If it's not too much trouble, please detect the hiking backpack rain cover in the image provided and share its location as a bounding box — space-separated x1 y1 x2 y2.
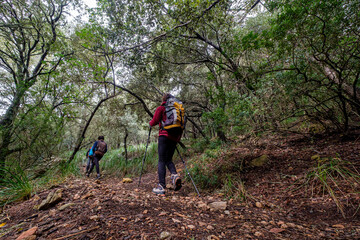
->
161 96 185 136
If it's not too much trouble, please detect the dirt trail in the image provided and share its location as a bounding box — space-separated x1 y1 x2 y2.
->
1 134 360 239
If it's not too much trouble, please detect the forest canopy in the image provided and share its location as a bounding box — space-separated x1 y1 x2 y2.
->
0 0 359 173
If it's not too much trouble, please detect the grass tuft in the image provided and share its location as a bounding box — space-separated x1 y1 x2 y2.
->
222 174 248 201
0 166 33 206
98 143 158 177
292 156 360 217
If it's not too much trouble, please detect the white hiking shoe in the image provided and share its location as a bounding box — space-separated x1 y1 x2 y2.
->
152 184 165 195
171 174 182 191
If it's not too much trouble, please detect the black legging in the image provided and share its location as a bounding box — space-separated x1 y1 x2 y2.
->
86 157 91 173
89 155 102 175
158 136 177 188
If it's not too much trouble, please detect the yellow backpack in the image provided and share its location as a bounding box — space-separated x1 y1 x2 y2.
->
161 95 186 135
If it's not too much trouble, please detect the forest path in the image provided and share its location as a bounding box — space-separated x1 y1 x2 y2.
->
2 133 360 239
2 171 358 239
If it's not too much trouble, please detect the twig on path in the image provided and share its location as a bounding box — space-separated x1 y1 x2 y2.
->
38 217 61 227
41 224 55 233
53 226 100 240
46 227 58 236
174 212 190 220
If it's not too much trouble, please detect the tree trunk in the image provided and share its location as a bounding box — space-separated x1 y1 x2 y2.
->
68 94 119 164
0 87 27 175
186 117 206 138
104 82 154 118
191 124 197 139
217 128 227 142
124 128 129 164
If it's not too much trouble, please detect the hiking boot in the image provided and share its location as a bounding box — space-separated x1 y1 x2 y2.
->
152 184 165 195
96 174 101 179
171 174 182 191
86 173 90 177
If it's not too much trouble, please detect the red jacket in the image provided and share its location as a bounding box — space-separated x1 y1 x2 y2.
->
149 102 182 142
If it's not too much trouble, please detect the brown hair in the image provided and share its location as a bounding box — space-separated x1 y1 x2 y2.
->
162 93 170 102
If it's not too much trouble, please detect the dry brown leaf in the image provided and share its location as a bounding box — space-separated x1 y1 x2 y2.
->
174 212 189 219
159 211 167 216
270 228 285 233
172 218 181 223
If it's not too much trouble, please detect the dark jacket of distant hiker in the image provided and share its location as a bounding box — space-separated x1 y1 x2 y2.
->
87 137 107 178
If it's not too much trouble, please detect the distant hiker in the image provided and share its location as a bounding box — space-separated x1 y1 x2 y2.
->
149 93 184 194
87 136 107 179
85 147 92 174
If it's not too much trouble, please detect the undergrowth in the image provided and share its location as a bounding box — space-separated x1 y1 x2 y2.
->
0 166 33 207
186 138 249 201
57 142 159 179
0 142 159 206
292 155 360 217
99 143 158 177
42 142 159 180
222 174 248 201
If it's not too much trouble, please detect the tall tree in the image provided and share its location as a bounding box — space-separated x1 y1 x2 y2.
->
0 0 72 170
263 0 360 132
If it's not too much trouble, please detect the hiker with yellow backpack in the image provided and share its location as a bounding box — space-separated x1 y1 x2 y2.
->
149 93 185 195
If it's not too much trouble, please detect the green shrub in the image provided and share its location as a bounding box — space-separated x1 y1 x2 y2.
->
208 138 223 150
222 174 247 201
190 138 209 153
96 142 159 178
292 156 360 217
0 166 33 206
187 162 220 189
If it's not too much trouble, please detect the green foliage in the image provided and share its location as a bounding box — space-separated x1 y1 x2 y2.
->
292 156 360 217
203 107 229 133
99 143 158 177
184 135 253 201
185 139 223 190
187 162 220 190
262 0 360 131
1 0 359 209
188 137 223 155
187 152 247 198
9 103 66 170
190 138 209 153
0 0 71 166
0 166 33 206
31 142 159 194
222 174 247 201
227 94 255 135
186 138 246 194
55 142 159 179
241 31 261 50
208 138 223 150
60 158 82 177
202 87 259 139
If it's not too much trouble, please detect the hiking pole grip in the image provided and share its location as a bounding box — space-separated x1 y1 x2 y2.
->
138 126 152 186
175 146 201 198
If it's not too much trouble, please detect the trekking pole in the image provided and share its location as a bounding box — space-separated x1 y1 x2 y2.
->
138 126 152 186
175 146 201 198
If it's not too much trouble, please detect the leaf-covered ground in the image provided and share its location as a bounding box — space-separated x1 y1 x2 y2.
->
1 133 360 239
